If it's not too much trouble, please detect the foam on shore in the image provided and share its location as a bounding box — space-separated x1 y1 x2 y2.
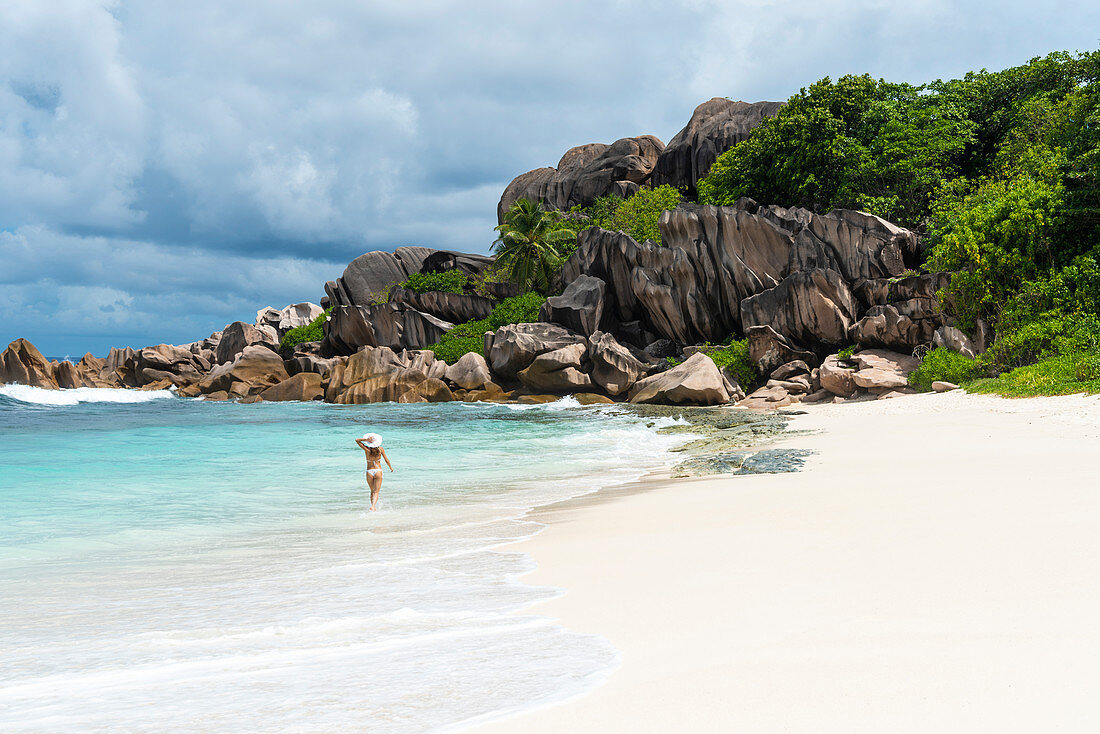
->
0 384 176 406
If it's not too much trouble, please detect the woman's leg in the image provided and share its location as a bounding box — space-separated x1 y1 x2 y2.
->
367 472 382 510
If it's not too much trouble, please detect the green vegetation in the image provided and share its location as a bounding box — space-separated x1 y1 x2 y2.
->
563 185 683 245
493 199 577 292
698 74 976 226
704 339 759 391
837 344 857 361
279 308 331 351
696 50 1100 397
967 353 1100 397
426 292 547 364
907 347 982 392
401 269 469 294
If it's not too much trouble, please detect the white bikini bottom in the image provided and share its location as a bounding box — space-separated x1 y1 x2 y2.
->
366 468 382 477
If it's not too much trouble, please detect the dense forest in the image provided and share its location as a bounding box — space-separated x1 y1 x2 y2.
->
694 50 1100 394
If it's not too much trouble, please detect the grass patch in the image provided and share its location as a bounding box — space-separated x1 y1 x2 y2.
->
966 352 1100 397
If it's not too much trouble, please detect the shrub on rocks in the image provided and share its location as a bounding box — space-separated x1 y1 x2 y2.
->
426 292 547 364
908 347 981 392
401 270 469 294
280 308 331 351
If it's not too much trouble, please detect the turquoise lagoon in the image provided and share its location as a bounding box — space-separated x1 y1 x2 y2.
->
0 385 688 732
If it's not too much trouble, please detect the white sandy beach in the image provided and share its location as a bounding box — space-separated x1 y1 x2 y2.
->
475 391 1100 733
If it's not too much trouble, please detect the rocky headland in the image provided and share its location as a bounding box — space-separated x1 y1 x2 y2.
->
1 97 978 408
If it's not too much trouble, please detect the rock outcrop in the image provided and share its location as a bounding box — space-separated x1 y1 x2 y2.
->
740 268 859 350
443 352 494 390
256 303 324 336
932 325 977 359
628 352 730 405
497 136 665 222
651 99 784 196
819 349 918 400
745 325 819 374
588 331 649 396
488 323 587 379
322 304 452 356
326 346 453 404
539 275 608 337
259 372 324 402
517 343 592 393
200 345 290 398
560 201 925 361
0 339 57 388
323 246 435 308
216 322 278 364
389 287 494 325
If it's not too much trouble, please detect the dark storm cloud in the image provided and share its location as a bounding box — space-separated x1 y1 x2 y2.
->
1 0 1098 355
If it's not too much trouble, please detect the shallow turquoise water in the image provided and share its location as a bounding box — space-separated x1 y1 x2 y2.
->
0 386 687 732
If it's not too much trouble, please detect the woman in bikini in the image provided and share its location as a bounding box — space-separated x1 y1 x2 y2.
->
355 433 393 511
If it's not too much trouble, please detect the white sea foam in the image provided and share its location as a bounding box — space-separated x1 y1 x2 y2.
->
0 384 175 406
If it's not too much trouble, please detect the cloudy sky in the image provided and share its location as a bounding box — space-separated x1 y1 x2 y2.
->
2 0 1097 357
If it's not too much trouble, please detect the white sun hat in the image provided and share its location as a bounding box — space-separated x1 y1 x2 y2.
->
362 433 382 447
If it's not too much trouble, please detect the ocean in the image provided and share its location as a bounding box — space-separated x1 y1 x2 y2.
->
0 386 690 732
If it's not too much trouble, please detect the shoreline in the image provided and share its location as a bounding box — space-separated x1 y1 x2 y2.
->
471 391 1100 733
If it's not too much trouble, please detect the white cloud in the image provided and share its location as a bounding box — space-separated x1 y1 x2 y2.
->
1 0 1099 355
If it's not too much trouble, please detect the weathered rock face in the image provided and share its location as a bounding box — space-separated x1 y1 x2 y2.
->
323 246 435 308
849 350 919 391
285 353 339 379
321 304 452 356
53 360 81 389
497 136 665 222
76 353 109 387
849 305 940 353
259 372 324 402
651 98 783 196
588 331 648 396
326 346 452 404
559 226 698 342
0 339 58 388
932 325 977 359
488 323 587 379
443 352 493 390
847 271 954 353
390 287 494 325
789 210 919 283
539 275 608 337
560 203 917 353
216 322 278 365
517 343 592 393
628 352 730 405
256 303 324 335
741 269 858 349
852 271 951 309
136 344 202 376
419 250 495 278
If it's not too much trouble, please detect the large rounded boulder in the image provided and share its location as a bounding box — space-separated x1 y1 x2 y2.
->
628 352 730 405
651 98 783 196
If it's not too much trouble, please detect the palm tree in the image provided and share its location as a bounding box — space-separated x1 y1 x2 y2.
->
492 198 577 293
